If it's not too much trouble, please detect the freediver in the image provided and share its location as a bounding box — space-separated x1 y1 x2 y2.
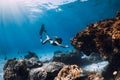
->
40 24 69 48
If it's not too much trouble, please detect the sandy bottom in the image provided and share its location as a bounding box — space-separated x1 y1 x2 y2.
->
82 61 109 73
0 60 5 80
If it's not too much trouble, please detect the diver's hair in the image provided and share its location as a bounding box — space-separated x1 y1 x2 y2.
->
55 37 62 44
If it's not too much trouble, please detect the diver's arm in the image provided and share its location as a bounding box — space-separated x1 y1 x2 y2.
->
59 44 69 48
42 39 49 45
54 41 69 48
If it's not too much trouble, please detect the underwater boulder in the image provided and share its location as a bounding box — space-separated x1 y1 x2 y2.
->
52 50 82 65
3 58 19 80
25 57 43 68
71 11 120 80
24 51 39 59
24 51 43 68
41 62 65 80
29 68 47 80
3 58 29 80
3 52 43 80
71 11 120 61
29 62 65 80
54 65 83 80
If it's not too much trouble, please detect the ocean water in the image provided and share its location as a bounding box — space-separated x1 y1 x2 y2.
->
0 0 120 79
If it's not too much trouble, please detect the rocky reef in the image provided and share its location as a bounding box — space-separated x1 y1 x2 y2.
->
71 11 120 60
71 11 120 80
29 62 64 80
3 12 120 80
3 51 84 80
3 52 43 80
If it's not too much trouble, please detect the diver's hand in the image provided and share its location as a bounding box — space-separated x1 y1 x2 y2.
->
64 45 69 48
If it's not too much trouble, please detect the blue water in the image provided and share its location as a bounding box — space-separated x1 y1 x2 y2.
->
0 0 120 59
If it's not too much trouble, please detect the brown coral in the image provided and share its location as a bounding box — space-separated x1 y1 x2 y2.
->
71 11 120 60
54 65 83 80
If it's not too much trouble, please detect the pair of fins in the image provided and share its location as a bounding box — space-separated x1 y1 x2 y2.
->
40 24 47 36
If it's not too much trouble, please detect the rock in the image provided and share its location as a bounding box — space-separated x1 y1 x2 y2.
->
3 58 29 80
3 59 64 80
71 11 120 80
3 52 43 80
24 51 39 59
52 50 83 65
85 72 104 80
25 57 43 68
42 62 65 80
114 71 120 80
54 65 83 80
29 61 65 80
24 51 43 68
3 58 19 80
29 68 47 80
71 11 120 61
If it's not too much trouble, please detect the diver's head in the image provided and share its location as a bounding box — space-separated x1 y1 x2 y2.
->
54 36 62 44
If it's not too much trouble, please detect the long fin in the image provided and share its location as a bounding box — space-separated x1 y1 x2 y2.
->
40 24 45 36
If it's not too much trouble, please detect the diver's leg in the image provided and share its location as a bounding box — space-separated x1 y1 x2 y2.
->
58 44 69 48
40 24 47 37
41 34 51 45
40 24 47 44
46 34 50 40
54 41 69 48
40 38 42 43
40 24 45 36
42 39 49 45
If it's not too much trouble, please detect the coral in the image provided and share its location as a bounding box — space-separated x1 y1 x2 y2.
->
54 65 83 80
71 11 120 61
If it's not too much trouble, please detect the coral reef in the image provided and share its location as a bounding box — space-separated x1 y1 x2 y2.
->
54 65 83 80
